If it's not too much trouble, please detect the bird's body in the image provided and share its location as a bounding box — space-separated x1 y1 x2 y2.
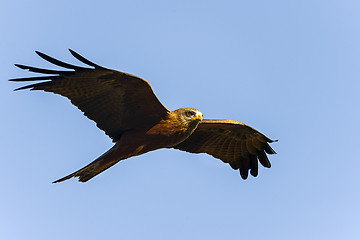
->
11 50 277 182
53 108 203 182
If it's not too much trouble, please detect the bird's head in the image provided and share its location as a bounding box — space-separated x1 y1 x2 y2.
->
173 107 203 135
172 107 203 139
176 107 203 123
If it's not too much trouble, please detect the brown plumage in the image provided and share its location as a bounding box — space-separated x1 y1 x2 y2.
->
173 120 277 179
10 50 277 182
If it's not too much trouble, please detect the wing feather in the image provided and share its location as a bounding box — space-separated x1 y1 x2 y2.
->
258 151 271 168
239 156 250 179
35 51 88 71
229 141 240 170
249 155 258 177
226 139 236 160
11 50 169 141
173 119 277 179
246 138 257 155
241 140 248 159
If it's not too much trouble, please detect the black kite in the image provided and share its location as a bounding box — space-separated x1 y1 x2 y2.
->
10 50 277 182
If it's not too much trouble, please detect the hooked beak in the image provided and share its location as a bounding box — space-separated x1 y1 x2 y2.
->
193 112 203 122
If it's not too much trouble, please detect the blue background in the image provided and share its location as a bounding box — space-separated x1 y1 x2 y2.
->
2 0 360 239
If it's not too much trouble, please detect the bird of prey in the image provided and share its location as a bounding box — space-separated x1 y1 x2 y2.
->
10 50 277 183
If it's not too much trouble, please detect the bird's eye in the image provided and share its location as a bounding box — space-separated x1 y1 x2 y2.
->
185 111 195 118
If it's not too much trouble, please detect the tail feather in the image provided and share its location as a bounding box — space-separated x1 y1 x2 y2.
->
53 145 122 183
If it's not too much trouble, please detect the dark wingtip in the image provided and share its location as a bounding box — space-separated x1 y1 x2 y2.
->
250 168 258 177
34 51 49 61
239 168 249 180
266 137 279 143
264 142 277 155
52 175 73 183
258 151 272 168
14 86 31 91
14 64 28 70
68 49 105 69
68 49 81 57
13 83 41 91
53 171 89 183
34 50 88 71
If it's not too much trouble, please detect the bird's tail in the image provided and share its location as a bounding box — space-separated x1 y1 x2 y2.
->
53 145 122 183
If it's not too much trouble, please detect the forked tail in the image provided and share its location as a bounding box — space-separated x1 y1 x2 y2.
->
53 145 122 183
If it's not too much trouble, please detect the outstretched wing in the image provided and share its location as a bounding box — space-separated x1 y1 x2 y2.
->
10 50 169 141
173 119 277 179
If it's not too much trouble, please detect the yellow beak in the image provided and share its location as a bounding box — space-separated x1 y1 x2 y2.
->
193 112 203 121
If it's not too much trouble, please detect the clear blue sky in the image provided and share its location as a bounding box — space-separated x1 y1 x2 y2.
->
1 0 360 239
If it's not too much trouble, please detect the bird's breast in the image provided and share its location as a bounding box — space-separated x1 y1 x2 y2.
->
144 117 193 147
115 114 199 157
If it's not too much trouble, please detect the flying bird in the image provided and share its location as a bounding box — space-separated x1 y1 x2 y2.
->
10 50 277 183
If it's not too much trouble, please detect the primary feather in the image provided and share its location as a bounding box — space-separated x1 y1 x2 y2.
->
173 119 277 179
